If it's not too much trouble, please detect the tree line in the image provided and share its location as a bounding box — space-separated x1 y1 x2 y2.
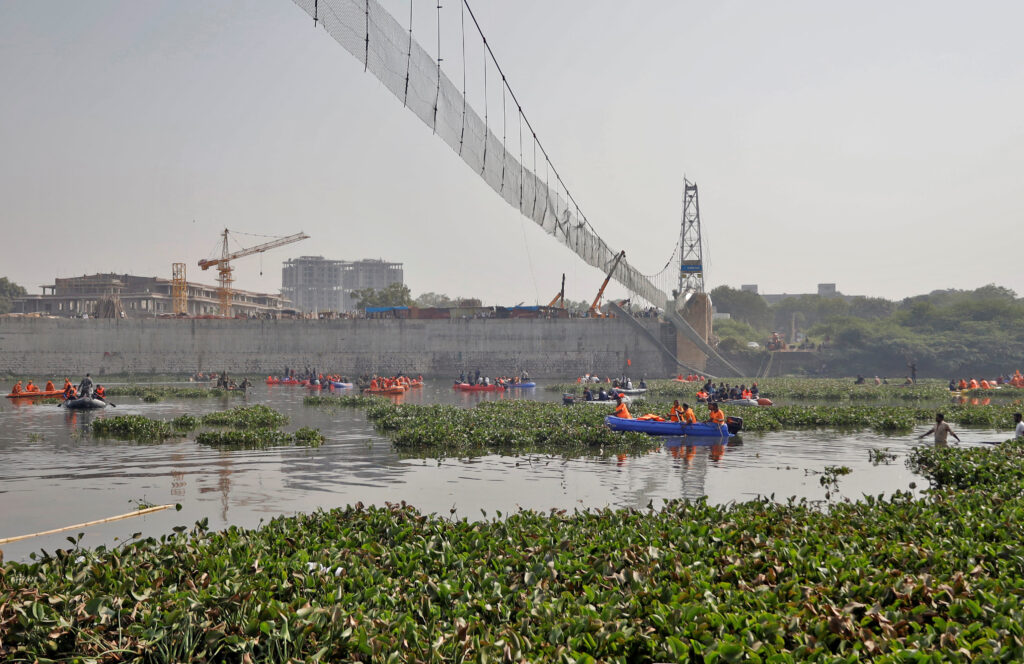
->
709 284 1024 377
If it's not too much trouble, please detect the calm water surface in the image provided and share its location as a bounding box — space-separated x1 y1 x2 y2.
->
0 382 1001 562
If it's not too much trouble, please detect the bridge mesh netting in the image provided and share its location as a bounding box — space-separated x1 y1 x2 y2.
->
291 0 742 375
292 0 668 307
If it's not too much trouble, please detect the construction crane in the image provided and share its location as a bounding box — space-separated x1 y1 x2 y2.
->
588 250 625 318
547 273 566 309
199 228 309 316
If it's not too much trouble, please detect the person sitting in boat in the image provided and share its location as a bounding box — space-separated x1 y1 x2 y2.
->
669 400 684 422
741 387 752 400
598 388 609 401
625 379 634 390
44 380 56 392
62 382 76 400
903 376 913 386
94 385 106 401
707 402 725 426
639 378 647 389
969 378 979 389
682 403 697 424
612 395 632 419
583 387 593 401
25 380 40 393
10 380 23 395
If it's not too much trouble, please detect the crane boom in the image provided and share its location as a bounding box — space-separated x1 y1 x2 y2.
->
199 231 310 270
198 228 310 316
588 251 625 317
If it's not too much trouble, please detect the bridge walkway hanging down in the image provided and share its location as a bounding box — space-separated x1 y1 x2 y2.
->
291 0 742 375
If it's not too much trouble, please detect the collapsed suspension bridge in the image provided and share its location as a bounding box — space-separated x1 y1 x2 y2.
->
291 0 740 375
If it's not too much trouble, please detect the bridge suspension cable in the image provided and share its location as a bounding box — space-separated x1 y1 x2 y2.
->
292 0 742 374
293 0 666 306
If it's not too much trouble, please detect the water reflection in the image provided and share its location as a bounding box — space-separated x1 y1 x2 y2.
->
0 382 1005 562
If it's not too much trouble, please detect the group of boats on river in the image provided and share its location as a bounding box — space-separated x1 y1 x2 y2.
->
6 374 110 409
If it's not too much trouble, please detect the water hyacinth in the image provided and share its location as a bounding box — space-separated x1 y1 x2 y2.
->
199 405 288 429
90 415 178 442
304 394 383 408
5 440 1024 662
359 400 656 457
104 385 246 399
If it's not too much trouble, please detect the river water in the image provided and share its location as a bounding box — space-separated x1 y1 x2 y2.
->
0 382 1002 562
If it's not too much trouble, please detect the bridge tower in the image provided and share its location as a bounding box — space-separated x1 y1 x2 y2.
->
675 179 713 372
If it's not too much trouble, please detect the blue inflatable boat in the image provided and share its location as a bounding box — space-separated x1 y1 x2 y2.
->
330 381 354 389
504 382 536 388
604 415 740 437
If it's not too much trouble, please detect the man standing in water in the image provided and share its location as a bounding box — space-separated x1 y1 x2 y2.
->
918 413 960 447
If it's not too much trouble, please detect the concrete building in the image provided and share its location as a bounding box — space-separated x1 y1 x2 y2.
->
281 256 345 313
13 273 288 318
745 283 849 304
281 256 404 313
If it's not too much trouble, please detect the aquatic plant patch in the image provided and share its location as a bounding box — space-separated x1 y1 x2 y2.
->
89 415 178 442
104 385 246 399
199 404 288 429
5 440 1024 663
363 400 656 457
304 394 383 408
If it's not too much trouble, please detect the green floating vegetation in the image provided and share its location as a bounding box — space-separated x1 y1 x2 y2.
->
90 415 178 442
196 427 325 450
104 385 246 400
304 394 382 408
362 400 655 457
199 404 288 429
171 414 200 430
5 443 1024 662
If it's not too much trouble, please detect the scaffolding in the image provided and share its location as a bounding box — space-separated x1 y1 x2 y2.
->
172 263 188 315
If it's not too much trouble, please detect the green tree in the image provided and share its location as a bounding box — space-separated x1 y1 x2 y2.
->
354 283 414 309
0 276 27 314
708 286 771 330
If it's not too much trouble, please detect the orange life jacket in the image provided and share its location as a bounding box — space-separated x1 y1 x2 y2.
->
683 408 697 424
969 379 979 389
709 409 725 424
45 381 55 392
11 382 22 394
96 387 105 397
669 405 684 422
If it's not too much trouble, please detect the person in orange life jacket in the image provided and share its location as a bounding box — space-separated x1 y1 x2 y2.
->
95 385 106 400
11 381 23 395
669 400 684 422
707 402 725 425
682 403 697 424
612 395 631 419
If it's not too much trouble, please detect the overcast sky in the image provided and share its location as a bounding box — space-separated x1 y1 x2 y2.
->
2 1 1022 305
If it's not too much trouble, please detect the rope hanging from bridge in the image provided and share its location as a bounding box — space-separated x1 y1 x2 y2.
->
291 0 669 307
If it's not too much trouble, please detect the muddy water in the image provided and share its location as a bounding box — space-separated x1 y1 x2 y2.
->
0 383 1001 562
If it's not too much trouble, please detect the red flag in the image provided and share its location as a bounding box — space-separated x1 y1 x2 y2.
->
626 359 631 366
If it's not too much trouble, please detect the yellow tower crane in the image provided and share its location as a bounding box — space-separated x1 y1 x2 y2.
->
199 229 310 316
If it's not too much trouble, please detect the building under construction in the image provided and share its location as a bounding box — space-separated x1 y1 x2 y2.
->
13 274 288 318
282 256 403 314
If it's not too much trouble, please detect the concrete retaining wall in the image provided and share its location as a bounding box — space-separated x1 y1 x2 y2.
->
0 317 676 378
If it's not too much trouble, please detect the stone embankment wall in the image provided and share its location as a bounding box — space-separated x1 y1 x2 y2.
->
0 317 676 378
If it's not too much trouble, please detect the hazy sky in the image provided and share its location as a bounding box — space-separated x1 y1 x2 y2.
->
2 1 1022 305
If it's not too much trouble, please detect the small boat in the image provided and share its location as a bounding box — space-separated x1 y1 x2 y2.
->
407 380 424 388
504 381 536 389
563 393 630 405
63 396 108 410
7 390 65 399
364 385 406 395
604 415 741 437
615 388 647 395
453 382 505 392
330 381 354 389
708 398 773 407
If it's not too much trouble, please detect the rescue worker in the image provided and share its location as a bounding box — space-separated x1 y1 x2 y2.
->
958 378 968 390
707 402 725 426
612 395 631 419
669 400 684 422
25 380 39 393
62 383 76 400
44 380 55 392
10 380 23 395
969 378 979 389
77 374 94 399
94 385 106 401
682 403 698 424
